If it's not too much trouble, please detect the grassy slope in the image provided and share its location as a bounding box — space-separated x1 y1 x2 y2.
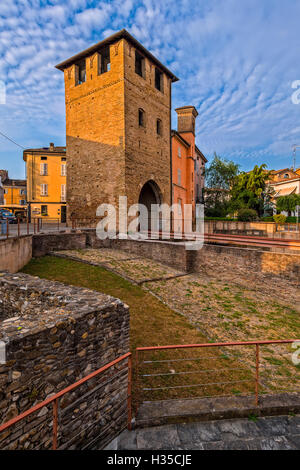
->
21 256 207 352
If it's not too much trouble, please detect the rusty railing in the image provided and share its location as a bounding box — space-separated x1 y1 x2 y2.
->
0 352 132 450
135 340 300 414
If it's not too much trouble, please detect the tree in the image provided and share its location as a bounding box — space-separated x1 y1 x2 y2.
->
204 153 239 216
205 153 240 190
230 164 270 216
276 194 300 215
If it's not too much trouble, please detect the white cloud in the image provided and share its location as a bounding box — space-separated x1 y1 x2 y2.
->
1 0 300 179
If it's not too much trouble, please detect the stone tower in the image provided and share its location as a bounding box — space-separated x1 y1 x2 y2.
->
56 29 178 225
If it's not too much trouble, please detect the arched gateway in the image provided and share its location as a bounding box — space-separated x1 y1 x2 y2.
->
138 180 163 234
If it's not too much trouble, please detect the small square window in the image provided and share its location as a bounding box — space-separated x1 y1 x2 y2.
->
139 109 145 127
156 119 162 136
75 59 86 85
135 51 145 78
155 68 163 92
98 46 111 75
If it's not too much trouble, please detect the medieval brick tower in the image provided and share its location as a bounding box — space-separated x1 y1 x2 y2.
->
56 29 178 225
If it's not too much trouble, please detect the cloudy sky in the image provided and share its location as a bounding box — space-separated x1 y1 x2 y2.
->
0 0 300 178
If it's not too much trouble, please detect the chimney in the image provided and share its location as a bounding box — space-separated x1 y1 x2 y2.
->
50 142 54 151
175 106 198 135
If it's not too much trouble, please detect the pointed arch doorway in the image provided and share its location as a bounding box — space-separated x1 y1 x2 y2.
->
138 180 163 234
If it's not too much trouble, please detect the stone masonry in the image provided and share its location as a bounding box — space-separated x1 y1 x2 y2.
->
55 29 178 225
0 272 129 449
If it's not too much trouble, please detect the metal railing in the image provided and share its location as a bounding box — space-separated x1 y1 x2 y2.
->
135 340 300 413
0 217 63 239
0 352 132 450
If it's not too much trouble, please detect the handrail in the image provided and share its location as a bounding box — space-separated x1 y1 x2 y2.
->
135 340 299 413
0 352 132 449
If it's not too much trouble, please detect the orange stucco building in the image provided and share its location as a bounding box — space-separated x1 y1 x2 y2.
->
171 106 207 232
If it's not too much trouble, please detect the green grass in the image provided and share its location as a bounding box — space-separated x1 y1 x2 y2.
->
21 256 256 403
21 256 208 353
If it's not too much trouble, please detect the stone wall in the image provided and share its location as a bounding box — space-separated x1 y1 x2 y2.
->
205 220 300 239
62 35 172 225
32 232 86 257
193 244 300 284
0 272 130 450
85 237 300 284
0 236 32 273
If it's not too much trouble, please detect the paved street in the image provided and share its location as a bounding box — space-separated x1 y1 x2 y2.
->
0 222 67 239
106 415 300 450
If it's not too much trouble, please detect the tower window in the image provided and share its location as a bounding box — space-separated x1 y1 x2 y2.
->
98 46 111 75
178 146 181 158
155 68 163 92
135 51 145 78
75 59 86 85
156 119 162 136
138 108 145 127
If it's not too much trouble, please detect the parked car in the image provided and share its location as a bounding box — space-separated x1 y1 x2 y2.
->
0 209 17 224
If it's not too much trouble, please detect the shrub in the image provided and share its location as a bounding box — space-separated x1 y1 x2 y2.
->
237 208 258 222
273 214 287 225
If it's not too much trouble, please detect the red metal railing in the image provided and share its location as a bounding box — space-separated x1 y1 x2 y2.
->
135 340 300 414
0 352 132 450
1 217 62 239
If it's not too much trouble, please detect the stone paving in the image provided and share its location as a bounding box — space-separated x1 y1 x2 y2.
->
106 415 300 450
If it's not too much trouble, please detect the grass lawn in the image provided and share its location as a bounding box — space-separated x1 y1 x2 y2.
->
21 255 299 403
21 255 207 352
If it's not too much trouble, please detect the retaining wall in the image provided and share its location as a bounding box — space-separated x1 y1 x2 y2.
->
0 272 130 450
0 236 32 273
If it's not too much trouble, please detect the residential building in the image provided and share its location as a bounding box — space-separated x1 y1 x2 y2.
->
55 29 178 227
171 106 207 231
0 169 26 207
268 168 300 216
23 143 67 222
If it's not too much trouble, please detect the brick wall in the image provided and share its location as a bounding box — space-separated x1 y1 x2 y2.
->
63 37 172 225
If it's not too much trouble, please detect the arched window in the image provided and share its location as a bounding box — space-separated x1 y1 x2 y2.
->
138 108 145 127
156 118 162 136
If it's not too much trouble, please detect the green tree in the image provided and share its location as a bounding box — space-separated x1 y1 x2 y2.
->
205 153 240 189
276 194 300 215
204 153 239 216
230 164 270 216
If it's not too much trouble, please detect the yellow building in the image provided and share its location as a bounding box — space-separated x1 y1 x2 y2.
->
0 170 27 214
23 143 67 222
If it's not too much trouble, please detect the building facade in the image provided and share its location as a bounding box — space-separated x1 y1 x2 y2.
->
171 106 207 232
268 168 300 216
0 170 26 208
56 29 178 227
23 143 67 222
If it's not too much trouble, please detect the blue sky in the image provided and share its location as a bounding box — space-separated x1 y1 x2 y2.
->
0 0 300 179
